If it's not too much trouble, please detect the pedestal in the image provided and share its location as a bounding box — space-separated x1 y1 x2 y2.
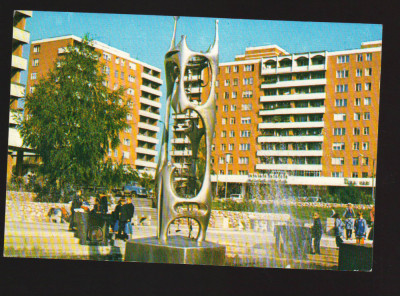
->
125 236 226 265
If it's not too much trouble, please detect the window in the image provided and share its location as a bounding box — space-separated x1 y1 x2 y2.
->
221 131 226 137
114 150 118 157
30 86 35 93
125 127 132 133
243 91 253 98
221 144 226 151
127 114 132 121
32 59 39 66
365 68 372 76
120 71 124 80
103 66 110 75
352 172 359 178
242 104 252 111
335 99 347 107
333 142 345 150
353 157 359 166
230 117 236 124
229 131 235 137
224 79 230 86
357 54 363 62
225 66 231 73
115 57 120 64
332 157 344 165
353 142 360 150
124 139 131 146
219 157 225 164
243 78 253 85
102 81 109 87
363 127 370 135
222 118 227 125
353 127 360 135
364 97 371 105
223 105 228 112
362 172 368 178
366 53 372 61
354 113 361 121
233 78 238 86
333 128 346 135
239 170 248 175
128 75 135 82
219 170 224 174
129 62 136 70
33 45 40 53
215 80 219 87
365 83 372 91
115 70 119 78
244 64 255 72
233 66 239 72
240 143 250 151
108 149 112 157
127 88 134 95
241 117 251 124
356 83 362 91
336 70 349 78
356 69 362 77
337 55 349 63
240 130 251 137
30 73 37 80
229 144 234 151
336 84 348 93
364 112 370 120
121 59 125 66
231 105 236 111
362 142 369 150
224 92 229 99
103 53 111 61
334 113 346 121
355 98 361 106
239 157 249 164
232 91 237 99
332 172 344 177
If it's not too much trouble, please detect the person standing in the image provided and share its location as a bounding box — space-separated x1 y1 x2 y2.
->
123 197 135 240
111 199 122 233
354 212 368 244
99 194 108 214
117 198 134 241
333 213 344 248
368 206 375 241
311 212 323 255
343 203 355 240
69 190 83 231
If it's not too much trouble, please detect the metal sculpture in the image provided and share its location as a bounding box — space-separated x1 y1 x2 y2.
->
155 16 219 243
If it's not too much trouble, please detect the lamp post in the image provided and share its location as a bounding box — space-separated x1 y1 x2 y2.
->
225 153 231 199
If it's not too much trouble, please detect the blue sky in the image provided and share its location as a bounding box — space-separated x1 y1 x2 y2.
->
18 11 382 151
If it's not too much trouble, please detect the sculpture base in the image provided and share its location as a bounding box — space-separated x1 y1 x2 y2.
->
124 236 226 265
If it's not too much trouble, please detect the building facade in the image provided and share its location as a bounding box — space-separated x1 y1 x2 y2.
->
26 35 162 174
207 41 381 196
8 10 33 181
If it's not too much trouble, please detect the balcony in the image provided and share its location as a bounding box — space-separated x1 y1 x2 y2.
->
13 27 30 44
138 109 161 121
256 150 323 157
260 92 326 103
136 147 158 156
11 55 27 71
141 72 163 85
185 86 202 94
171 150 192 156
256 164 323 171
140 85 162 97
171 138 190 144
137 134 158 144
140 97 161 109
184 74 202 82
10 82 25 98
258 135 324 143
259 107 325 116
135 159 157 169
261 78 326 89
258 121 324 129
138 122 160 132
173 111 199 119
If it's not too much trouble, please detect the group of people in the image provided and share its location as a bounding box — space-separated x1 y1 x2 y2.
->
110 197 135 241
333 203 374 247
310 203 375 254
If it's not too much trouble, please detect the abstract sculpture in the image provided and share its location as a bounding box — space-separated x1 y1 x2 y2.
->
155 16 219 243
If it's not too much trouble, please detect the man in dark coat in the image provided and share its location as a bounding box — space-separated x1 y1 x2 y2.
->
69 190 83 231
311 212 323 254
117 198 135 240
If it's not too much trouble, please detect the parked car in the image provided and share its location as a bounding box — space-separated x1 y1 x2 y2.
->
122 184 148 198
230 194 244 203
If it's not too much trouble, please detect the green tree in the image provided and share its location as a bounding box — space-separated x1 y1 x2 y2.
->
138 171 155 196
19 35 130 201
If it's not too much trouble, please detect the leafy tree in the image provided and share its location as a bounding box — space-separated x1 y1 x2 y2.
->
97 159 139 194
19 35 130 201
138 171 155 195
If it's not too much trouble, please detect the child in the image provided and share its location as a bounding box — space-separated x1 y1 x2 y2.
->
354 212 368 244
311 212 323 254
333 213 344 247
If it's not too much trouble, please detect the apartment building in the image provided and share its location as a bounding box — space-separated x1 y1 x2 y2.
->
8 10 33 180
26 35 162 174
207 42 381 196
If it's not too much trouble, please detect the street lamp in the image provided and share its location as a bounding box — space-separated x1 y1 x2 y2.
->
225 153 231 199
